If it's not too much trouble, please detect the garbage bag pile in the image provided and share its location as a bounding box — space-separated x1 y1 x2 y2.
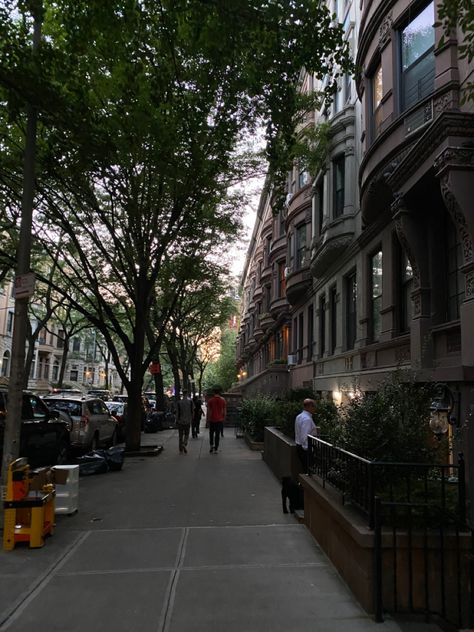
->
77 446 125 476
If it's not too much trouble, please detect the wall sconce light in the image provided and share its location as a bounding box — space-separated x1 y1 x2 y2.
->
429 383 458 440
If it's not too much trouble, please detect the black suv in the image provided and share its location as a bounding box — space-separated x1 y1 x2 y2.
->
0 389 71 468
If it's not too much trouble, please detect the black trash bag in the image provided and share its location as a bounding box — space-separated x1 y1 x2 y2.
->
144 411 164 433
78 452 109 476
104 446 125 471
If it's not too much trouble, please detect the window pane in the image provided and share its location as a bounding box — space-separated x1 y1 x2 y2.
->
372 251 383 299
401 3 434 70
371 251 383 340
373 64 383 109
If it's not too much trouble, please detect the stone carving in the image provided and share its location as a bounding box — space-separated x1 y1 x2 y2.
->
434 92 457 117
392 196 422 289
439 173 473 263
413 294 422 317
379 12 393 50
465 271 474 299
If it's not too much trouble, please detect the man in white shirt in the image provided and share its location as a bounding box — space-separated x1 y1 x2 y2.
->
295 399 317 473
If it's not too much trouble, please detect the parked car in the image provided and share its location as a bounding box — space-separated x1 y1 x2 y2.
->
0 388 71 467
43 395 118 452
105 401 126 442
87 389 112 401
114 394 128 404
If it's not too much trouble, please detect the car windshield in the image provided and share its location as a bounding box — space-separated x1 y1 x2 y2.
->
107 403 123 415
45 399 82 417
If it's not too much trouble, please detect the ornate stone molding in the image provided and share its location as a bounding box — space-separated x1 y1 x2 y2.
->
433 90 459 118
434 146 474 176
391 194 421 289
438 173 473 264
378 12 393 50
386 112 474 191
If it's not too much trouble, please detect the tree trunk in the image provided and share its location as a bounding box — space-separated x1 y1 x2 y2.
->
153 371 166 411
57 336 70 387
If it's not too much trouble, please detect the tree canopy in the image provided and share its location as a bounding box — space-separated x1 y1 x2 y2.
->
0 0 353 449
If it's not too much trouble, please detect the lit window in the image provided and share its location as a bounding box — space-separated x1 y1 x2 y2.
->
371 250 383 341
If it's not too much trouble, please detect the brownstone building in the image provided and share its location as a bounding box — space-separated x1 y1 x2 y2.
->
237 0 474 521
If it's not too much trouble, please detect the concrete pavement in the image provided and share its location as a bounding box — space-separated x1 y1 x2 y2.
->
0 426 442 632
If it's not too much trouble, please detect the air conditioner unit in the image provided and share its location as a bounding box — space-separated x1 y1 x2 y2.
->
287 354 297 366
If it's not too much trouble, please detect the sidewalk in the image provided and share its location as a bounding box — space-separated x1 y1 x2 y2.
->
0 427 442 632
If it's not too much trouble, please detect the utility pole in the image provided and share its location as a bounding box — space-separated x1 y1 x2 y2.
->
1 2 43 490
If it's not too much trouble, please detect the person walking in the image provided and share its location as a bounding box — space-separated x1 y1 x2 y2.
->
294 398 317 473
191 395 203 438
176 391 194 454
206 388 226 454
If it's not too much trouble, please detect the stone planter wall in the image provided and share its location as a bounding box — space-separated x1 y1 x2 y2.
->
244 434 264 451
263 426 302 481
300 474 472 626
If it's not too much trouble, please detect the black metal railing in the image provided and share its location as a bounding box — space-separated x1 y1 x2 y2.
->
307 436 472 629
307 436 466 529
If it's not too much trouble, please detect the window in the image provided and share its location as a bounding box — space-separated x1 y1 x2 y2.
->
278 262 286 297
400 2 435 111
7 311 14 334
57 329 65 349
446 218 464 321
319 294 326 357
330 286 338 355
73 337 81 352
264 236 271 266
295 224 306 269
333 155 345 217
1 351 10 377
288 232 294 271
299 168 309 189
43 356 50 380
344 73 352 103
400 252 413 332
52 361 59 382
279 209 286 236
293 317 298 356
371 250 383 341
70 367 78 382
372 62 383 138
307 304 314 361
38 328 47 344
345 271 357 350
298 312 304 363
316 179 324 236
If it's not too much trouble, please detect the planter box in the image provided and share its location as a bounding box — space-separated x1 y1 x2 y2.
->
244 434 264 451
263 426 302 481
300 474 472 626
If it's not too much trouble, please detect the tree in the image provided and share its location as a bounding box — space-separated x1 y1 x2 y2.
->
0 1 353 451
203 327 239 393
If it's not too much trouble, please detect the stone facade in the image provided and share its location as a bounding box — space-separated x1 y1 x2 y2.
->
237 0 474 522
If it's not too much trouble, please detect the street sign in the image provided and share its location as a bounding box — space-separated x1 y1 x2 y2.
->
149 362 161 375
13 272 36 299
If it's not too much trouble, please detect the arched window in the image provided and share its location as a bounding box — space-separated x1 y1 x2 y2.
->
2 350 10 377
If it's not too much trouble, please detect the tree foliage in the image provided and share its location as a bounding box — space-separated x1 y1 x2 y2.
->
0 0 353 449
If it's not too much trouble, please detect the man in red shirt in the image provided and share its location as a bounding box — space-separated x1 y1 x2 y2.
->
206 388 227 454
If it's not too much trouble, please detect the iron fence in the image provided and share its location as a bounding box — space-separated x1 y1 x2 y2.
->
307 435 473 629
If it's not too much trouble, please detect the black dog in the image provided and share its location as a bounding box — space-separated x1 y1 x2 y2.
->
281 476 304 514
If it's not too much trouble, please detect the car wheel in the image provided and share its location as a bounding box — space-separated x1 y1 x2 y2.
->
56 441 70 465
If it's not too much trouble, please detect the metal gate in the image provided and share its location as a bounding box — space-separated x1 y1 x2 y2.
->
373 456 473 629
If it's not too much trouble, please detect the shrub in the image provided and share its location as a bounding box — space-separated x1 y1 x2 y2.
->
339 374 436 464
240 395 279 442
275 400 301 439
